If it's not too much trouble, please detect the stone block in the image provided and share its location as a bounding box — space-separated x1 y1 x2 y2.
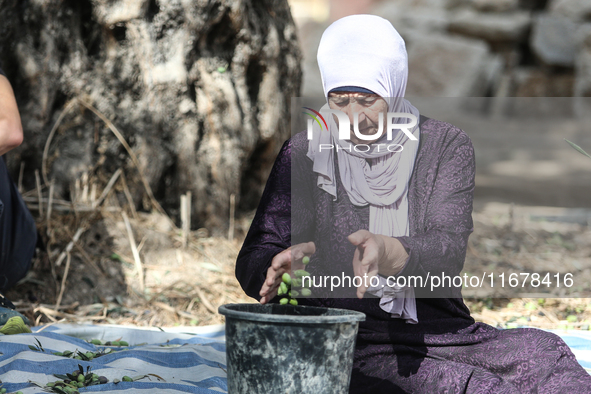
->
469 0 519 13
448 8 531 43
370 2 450 37
406 34 493 96
531 14 579 67
574 24 591 118
549 0 591 22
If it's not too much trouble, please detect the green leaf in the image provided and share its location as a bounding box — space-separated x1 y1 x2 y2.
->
76 351 90 361
564 139 591 159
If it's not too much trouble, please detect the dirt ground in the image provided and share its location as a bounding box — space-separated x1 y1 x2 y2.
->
466 200 591 329
7 185 591 331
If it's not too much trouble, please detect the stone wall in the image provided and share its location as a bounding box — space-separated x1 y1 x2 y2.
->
299 0 591 99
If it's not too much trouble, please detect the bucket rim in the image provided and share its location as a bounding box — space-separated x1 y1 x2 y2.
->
218 303 366 324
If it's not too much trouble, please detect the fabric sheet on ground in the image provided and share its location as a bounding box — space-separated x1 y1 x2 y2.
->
0 324 589 393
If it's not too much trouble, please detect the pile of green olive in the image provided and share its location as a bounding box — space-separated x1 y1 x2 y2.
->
277 255 313 305
42 366 109 393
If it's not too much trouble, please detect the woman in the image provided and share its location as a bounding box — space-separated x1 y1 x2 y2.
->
236 15 591 393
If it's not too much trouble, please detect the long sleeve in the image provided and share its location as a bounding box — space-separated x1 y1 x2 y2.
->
394 123 475 296
235 140 293 300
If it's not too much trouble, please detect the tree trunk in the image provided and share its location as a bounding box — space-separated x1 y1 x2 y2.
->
0 0 302 232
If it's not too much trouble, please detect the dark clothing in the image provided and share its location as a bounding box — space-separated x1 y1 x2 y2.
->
236 117 591 393
0 64 36 291
0 157 35 291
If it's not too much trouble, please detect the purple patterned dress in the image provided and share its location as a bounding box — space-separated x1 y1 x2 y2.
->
236 116 591 393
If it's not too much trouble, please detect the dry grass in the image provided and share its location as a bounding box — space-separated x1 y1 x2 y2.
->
8 171 255 328
465 202 591 330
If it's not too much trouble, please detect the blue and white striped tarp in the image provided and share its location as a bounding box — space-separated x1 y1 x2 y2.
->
0 324 589 393
0 324 228 393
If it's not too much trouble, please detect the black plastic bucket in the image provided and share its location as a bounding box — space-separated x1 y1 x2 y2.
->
218 303 366 394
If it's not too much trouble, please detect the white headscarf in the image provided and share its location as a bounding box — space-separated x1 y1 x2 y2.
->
307 15 420 323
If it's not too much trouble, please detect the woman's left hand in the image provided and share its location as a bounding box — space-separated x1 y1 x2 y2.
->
348 230 409 299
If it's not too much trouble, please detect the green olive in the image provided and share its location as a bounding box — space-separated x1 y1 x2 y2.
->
301 288 312 296
280 282 288 295
279 297 289 305
294 270 310 278
302 256 310 265
289 299 298 306
282 273 292 285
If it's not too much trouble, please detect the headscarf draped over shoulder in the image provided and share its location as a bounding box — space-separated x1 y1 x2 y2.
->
308 15 420 323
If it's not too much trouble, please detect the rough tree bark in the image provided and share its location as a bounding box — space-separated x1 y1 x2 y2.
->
0 0 302 232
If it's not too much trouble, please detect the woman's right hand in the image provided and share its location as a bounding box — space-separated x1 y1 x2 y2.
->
259 242 315 304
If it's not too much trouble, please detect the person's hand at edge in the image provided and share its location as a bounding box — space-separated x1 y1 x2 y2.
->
259 242 315 304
